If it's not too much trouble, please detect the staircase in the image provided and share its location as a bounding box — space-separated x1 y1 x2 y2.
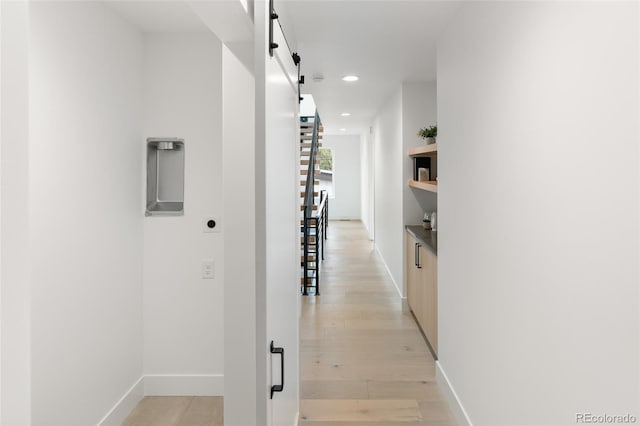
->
300 112 328 295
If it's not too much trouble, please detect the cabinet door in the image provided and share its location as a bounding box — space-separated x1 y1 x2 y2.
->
413 242 426 329
406 232 418 312
430 252 438 354
420 247 438 355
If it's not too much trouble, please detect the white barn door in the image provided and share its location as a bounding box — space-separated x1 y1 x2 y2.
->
255 1 300 425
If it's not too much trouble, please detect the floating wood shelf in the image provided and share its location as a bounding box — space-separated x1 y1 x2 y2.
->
408 180 437 193
408 143 438 157
408 144 438 192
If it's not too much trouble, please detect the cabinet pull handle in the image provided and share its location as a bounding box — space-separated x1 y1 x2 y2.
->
416 243 422 269
270 341 284 399
414 243 418 267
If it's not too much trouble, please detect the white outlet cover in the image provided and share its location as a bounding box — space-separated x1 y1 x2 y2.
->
203 217 220 233
202 260 215 279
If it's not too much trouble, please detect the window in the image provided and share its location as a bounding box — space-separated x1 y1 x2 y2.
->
317 148 334 198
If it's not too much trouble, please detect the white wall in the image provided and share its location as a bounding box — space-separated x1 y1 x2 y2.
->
373 88 403 294
360 129 374 239
142 33 224 391
222 44 256 426
402 82 437 225
28 3 144 424
322 134 361 220
372 82 438 295
1 2 31 424
2 3 230 423
437 2 639 424
300 94 316 117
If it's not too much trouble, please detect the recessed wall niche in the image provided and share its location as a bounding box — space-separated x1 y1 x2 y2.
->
146 137 185 216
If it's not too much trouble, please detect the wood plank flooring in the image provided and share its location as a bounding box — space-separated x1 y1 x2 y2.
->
122 396 222 426
300 220 456 425
121 221 453 425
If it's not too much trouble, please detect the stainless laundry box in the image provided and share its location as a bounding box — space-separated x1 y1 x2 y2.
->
146 138 185 216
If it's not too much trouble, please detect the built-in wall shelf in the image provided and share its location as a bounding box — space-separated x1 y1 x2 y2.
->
408 179 437 193
408 143 438 192
408 143 438 157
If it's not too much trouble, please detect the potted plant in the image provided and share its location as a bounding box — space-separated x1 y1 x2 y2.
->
418 125 437 145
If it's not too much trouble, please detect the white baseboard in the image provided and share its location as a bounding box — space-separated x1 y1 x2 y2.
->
436 361 473 426
144 374 224 396
97 377 144 426
401 297 410 311
374 244 402 298
98 375 224 425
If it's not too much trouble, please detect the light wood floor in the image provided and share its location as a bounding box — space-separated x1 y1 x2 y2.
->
299 220 456 425
121 221 454 426
122 396 222 426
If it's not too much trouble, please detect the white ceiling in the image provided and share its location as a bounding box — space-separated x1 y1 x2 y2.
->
278 1 462 134
107 0 460 135
106 1 211 33
105 1 254 70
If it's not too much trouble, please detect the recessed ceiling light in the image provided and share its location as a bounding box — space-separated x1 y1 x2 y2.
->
342 75 359 82
340 128 347 132
341 113 351 117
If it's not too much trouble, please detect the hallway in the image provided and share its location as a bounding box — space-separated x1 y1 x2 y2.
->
299 221 455 425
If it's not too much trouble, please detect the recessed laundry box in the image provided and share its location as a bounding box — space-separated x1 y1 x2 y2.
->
146 137 185 216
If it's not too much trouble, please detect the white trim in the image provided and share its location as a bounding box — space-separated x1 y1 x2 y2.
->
293 411 299 426
97 375 224 425
401 297 410 312
144 374 224 396
436 361 473 426
374 244 402 298
97 377 144 426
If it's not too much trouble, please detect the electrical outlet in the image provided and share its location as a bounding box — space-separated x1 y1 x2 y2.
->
202 260 215 279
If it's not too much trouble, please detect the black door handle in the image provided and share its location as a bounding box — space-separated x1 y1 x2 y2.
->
416 244 422 269
270 341 284 399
